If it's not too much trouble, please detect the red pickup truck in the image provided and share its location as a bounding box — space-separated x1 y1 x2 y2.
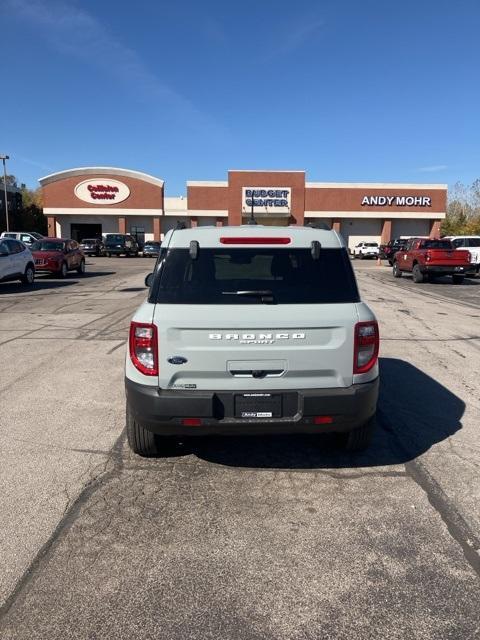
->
392 238 471 284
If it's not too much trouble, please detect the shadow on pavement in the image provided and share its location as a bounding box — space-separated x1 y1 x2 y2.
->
0 280 76 293
183 357 464 469
0 271 117 294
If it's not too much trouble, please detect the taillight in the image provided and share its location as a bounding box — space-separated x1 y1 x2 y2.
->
353 321 379 374
129 322 158 376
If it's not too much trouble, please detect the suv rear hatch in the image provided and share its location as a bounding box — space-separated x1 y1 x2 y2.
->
151 242 360 391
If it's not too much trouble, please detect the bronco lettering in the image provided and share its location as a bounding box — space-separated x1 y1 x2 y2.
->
208 333 305 341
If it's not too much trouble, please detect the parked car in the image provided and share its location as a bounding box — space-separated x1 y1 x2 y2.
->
0 231 44 247
142 241 161 258
30 238 86 278
352 242 379 259
79 238 105 256
104 233 139 257
381 238 408 264
125 225 380 456
445 235 480 274
392 238 471 284
0 238 35 286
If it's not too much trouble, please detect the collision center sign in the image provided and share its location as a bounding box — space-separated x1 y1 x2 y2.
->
74 179 130 205
242 187 291 214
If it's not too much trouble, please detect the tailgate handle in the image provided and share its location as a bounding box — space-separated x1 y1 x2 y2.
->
230 369 284 378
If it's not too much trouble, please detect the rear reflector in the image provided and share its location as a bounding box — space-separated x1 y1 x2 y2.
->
182 418 202 426
353 321 379 374
314 416 333 425
220 237 291 245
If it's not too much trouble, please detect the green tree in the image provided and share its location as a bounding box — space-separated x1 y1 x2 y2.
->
0 174 18 188
0 174 47 234
441 179 480 236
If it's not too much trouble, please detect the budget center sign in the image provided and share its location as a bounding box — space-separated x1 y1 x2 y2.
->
242 187 291 214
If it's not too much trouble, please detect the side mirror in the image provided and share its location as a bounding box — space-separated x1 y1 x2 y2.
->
145 273 153 288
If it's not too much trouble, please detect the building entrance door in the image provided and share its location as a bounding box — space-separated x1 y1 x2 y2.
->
70 223 102 242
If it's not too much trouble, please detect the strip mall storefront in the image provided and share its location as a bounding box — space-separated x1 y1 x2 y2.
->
40 168 447 248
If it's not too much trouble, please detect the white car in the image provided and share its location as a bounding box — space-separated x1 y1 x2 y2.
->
0 238 35 286
446 236 480 274
125 225 379 456
0 231 44 247
352 242 380 259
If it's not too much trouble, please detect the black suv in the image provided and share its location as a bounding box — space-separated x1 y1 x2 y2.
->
79 238 105 256
381 238 408 264
104 234 139 257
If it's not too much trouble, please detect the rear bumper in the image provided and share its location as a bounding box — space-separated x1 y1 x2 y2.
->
125 377 379 436
422 265 468 274
106 248 128 254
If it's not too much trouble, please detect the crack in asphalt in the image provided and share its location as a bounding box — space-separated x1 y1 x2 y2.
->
378 414 480 579
0 430 127 620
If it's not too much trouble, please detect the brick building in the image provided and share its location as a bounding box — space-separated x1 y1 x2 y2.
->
40 167 446 248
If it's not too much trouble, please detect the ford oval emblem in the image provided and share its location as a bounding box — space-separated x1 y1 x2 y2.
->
167 356 188 365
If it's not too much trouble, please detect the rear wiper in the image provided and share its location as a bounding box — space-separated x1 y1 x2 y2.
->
221 290 275 304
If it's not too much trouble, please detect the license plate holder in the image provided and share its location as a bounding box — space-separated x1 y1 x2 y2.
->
235 393 282 419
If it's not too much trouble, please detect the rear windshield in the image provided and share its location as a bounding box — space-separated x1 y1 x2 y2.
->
105 234 125 243
152 248 359 304
365 243 378 247
31 240 64 251
81 238 97 243
421 240 452 249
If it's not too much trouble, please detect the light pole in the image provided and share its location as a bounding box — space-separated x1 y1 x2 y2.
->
0 154 9 232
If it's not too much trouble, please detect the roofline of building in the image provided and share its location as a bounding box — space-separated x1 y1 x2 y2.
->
228 169 305 174
305 182 448 189
38 167 164 188
187 181 228 187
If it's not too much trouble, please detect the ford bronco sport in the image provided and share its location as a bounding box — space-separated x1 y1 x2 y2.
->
125 226 379 456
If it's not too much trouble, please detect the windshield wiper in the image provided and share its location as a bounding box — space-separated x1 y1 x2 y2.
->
221 290 275 304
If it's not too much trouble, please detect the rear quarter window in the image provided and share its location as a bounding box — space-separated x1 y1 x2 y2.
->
151 247 359 305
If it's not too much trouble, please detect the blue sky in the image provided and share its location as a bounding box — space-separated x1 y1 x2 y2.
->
2 0 480 193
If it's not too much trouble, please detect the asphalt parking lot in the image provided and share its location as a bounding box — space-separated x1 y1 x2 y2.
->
1 257 480 639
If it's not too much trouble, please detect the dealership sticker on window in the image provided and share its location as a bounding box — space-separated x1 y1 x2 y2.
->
74 178 130 205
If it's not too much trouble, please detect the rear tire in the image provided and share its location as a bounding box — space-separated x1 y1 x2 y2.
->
412 264 424 283
21 264 35 285
126 403 177 457
344 416 376 452
77 259 86 275
452 275 464 285
392 262 402 278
